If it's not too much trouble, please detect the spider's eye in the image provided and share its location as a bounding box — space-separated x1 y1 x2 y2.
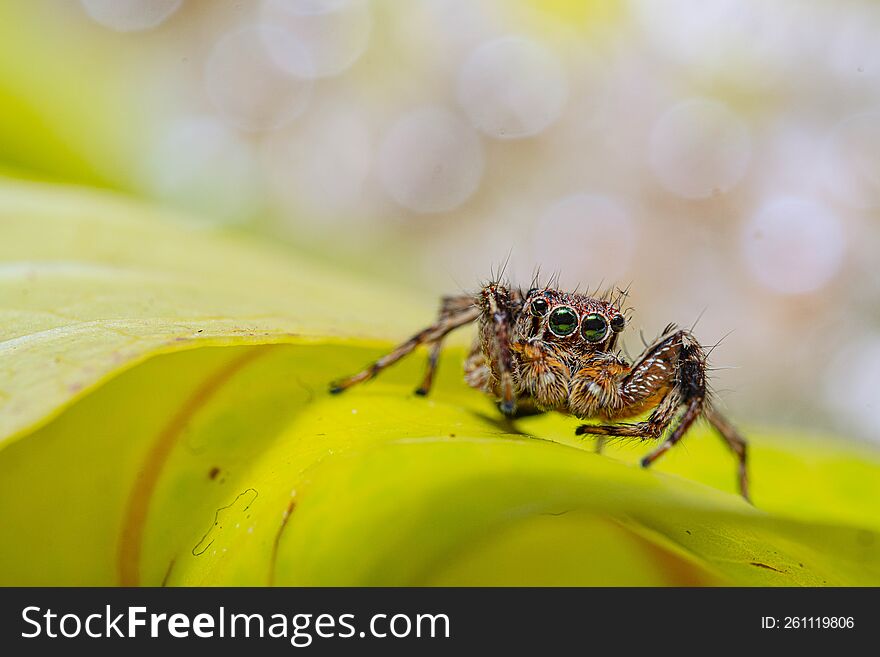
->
530 298 549 316
548 306 578 336
581 314 608 342
610 314 625 333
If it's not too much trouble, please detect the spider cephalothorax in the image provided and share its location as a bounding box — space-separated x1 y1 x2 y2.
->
330 281 749 501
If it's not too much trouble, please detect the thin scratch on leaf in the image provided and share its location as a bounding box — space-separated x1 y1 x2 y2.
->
0 316 299 356
117 346 273 586
268 497 298 586
0 321 136 354
295 376 315 404
161 559 176 587
192 488 259 557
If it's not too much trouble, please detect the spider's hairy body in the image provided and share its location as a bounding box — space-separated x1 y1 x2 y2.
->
331 281 750 501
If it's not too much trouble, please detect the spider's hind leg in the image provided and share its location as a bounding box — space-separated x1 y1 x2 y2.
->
640 336 750 501
329 295 478 394
703 403 750 502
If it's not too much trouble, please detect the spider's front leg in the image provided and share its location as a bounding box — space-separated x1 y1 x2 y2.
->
329 294 479 394
476 283 520 415
573 327 750 501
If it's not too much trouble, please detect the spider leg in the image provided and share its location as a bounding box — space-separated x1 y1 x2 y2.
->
478 284 518 415
413 294 477 396
329 301 479 394
510 339 570 411
573 328 749 501
703 402 750 502
414 340 443 396
638 332 707 468
575 327 698 442
574 387 681 439
640 396 702 467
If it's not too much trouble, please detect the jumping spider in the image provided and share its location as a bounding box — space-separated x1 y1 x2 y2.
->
330 281 749 501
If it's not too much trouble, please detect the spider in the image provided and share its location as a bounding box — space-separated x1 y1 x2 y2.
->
330 281 749 501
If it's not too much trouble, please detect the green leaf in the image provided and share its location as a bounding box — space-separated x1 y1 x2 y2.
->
1 178 879 586
0 178 427 445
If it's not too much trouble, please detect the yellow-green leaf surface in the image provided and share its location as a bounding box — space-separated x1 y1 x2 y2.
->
1 178 879 586
0 178 426 445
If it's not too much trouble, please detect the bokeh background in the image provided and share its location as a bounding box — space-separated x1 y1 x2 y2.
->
1 0 878 444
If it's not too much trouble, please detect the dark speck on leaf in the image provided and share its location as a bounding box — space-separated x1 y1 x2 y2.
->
209 466 220 480
749 562 784 573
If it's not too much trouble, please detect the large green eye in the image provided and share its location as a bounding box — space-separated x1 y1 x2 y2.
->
548 306 578 337
581 313 608 342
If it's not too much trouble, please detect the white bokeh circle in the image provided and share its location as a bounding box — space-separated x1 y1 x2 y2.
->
823 112 880 210
205 25 313 132
628 0 808 88
80 0 182 32
260 0 372 78
264 109 372 218
141 116 263 224
827 5 880 82
825 335 880 443
532 194 637 287
457 36 569 139
377 107 484 214
649 99 751 199
741 196 846 295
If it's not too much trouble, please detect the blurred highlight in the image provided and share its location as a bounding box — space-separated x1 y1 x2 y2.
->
0 0 877 442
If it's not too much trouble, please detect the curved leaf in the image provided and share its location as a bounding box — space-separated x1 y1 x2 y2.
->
1 179 878 586
0 177 426 445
